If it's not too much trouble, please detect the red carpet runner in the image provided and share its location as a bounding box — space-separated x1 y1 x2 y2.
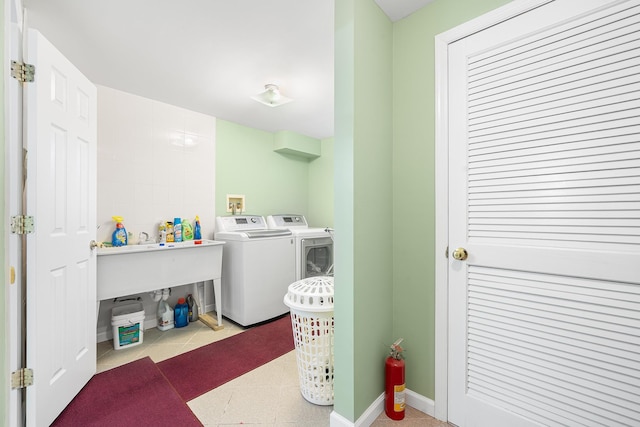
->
51 357 201 426
52 315 294 426
158 314 294 401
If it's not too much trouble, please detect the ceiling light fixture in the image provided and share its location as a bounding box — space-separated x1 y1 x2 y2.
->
251 83 293 107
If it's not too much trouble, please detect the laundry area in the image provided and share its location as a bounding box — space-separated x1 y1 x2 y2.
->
74 61 336 352
88 212 336 426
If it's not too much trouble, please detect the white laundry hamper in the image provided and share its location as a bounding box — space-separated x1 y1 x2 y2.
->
284 276 334 405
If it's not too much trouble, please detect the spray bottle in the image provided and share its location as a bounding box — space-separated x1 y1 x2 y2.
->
194 215 202 244
111 216 128 247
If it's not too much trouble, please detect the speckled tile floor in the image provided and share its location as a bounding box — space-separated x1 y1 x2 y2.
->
96 318 446 426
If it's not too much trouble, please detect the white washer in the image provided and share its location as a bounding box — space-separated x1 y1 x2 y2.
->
215 215 295 326
266 214 334 281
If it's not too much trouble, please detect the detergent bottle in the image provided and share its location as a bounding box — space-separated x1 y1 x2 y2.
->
186 294 199 322
111 216 128 246
182 218 194 241
194 215 202 244
174 217 182 242
157 289 174 331
174 298 189 328
166 221 175 243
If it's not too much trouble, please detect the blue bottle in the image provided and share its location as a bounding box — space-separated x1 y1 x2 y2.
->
111 216 128 247
174 217 182 242
174 298 189 328
194 215 202 243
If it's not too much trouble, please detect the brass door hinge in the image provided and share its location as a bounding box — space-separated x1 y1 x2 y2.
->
11 215 34 234
11 60 35 83
11 368 34 389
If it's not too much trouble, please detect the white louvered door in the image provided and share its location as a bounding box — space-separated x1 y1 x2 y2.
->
448 1 640 426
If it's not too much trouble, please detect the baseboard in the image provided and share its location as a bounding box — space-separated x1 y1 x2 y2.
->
329 394 383 427
330 389 435 427
406 388 435 417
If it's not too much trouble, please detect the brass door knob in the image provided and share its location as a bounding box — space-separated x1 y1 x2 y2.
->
452 247 468 261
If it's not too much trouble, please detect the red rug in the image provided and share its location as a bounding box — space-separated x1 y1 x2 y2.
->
158 314 295 401
51 357 201 427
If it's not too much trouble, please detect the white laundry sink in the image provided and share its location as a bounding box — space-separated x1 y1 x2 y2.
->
97 239 225 325
97 239 217 254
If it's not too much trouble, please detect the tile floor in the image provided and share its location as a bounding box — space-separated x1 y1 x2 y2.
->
97 318 448 426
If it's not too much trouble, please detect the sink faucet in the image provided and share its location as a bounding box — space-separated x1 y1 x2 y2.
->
138 231 150 244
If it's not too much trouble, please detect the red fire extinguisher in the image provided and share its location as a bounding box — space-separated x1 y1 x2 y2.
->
385 338 405 420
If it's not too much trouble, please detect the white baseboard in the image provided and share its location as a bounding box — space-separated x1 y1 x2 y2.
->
330 389 435 427
406 388 435 417
330 410 354 427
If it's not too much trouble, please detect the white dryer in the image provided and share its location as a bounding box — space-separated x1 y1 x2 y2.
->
266 214 333 281
215 215 295 326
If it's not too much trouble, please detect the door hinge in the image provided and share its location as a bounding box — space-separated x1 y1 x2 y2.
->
11 60 35 83
11 368 34 389
11 215 35 234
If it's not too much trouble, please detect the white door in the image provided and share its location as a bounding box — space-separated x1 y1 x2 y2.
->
448 1 640 426
24 29 97 427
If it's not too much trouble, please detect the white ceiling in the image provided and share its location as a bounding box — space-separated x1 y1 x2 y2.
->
23 0 433 140
375 0 436 22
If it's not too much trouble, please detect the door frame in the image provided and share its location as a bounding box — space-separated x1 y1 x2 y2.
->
5 1 25 426
433 0 552 421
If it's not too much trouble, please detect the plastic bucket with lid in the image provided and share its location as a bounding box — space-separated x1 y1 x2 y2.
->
111 302 145 350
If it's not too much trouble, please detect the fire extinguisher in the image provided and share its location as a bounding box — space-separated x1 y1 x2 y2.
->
385 338 405 420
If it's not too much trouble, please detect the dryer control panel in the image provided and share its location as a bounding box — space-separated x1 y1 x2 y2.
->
267 214 308 229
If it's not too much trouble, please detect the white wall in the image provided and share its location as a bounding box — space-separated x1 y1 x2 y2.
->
96 86 218 340
96 85 216 243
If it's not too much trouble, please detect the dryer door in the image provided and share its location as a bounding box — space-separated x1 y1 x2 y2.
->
301 237 333 279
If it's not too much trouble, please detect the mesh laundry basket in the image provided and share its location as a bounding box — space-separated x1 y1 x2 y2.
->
284 276 334 405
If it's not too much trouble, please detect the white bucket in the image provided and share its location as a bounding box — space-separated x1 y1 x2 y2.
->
111 302 145 350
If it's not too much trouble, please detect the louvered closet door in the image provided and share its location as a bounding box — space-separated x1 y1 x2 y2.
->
448 1 640 426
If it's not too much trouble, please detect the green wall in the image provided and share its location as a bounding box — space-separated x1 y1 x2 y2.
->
332 0 514 422
307 137 334 228
391 0 512 401
215 120 334 225
334 0 393 421
215 119 310 218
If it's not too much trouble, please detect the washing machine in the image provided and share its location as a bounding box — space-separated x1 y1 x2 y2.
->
215 215 296 326
266 214 334 281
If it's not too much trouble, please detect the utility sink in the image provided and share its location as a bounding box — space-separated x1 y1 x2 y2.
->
97 239 225 326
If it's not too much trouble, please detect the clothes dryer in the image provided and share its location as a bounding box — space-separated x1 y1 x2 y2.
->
266 214 334 281
215 215 295 326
